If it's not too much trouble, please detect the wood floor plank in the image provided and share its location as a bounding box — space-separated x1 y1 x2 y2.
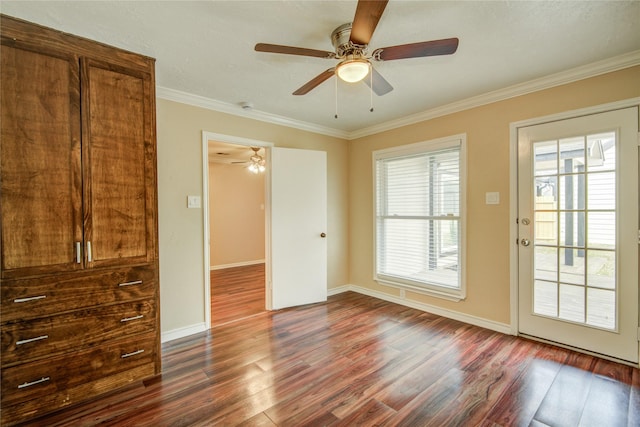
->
211 264 266 327
18 292 640 427
532 352 598 426
483 342 562 427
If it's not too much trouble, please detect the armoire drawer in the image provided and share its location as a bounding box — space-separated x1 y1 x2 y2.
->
1 299 156 366
0 265 156 322
1 332 157 410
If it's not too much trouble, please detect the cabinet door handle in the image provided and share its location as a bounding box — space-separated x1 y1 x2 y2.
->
121 349 145 359
76 242 82 264
16 335 49 346
18 377 50 389
118 280 143 287
14 295 46 303
120 315 144 323
87 241 92 262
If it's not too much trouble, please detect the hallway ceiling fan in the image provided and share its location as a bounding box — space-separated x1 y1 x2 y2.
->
255 0 459 96
232 147 266 174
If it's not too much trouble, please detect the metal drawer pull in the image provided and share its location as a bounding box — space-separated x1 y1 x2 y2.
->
18 377 50 389
76 242 82 264
120 315 144 323
118 280 143 287
121 349 145 359
16 335 49 346
14 295 46 303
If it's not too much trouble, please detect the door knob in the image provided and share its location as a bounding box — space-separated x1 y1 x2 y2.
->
320 233 326 238
520 238 530 246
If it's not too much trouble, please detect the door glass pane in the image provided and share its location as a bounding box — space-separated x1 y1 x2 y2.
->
559 137 585 173
560 212 585 248
559 248 585 285
588 212 615 250
587 288 615 329
587 172 615 210
534 246 557 281
534 280 557 317
534 175 557 246
559 284 585 323
531 130 617 331
587 132 615 172
559 174 585 210
587 249 615 289
534 140 557 175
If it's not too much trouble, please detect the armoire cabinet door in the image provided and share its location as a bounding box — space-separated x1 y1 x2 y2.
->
81 59 157 268
1 44 83 279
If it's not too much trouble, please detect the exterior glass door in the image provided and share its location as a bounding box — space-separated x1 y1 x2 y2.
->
518 107 638 363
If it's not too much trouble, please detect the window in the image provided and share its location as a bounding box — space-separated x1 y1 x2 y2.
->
373 135 466 300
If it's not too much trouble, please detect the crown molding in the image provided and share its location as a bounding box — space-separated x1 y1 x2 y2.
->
156 86 349 140
349 50 640 140
157 50 640 141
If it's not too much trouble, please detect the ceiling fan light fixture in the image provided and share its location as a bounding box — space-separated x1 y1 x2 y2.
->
247 147 266 174
336 59 370 83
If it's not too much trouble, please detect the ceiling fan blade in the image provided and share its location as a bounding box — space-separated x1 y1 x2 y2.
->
363 66 393 96
349 0 389 45
373 38 459 61
293 68 336 95
255 43 335 59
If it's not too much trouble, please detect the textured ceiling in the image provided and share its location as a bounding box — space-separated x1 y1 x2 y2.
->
2 1 639 136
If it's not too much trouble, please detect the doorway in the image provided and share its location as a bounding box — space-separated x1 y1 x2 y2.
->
203 134 272 328
202 131 329 329
515 105 639 363
208 140 267 327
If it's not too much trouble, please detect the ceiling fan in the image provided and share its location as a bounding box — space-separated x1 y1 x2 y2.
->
232 147 266 174
255 0 459 96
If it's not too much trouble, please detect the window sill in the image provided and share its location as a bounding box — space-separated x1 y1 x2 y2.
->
375 277 465 302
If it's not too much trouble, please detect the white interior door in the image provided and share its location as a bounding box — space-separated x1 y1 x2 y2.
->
269 147 327 310
518 107 639 363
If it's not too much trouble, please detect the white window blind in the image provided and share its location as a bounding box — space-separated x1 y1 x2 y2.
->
374 136 465 299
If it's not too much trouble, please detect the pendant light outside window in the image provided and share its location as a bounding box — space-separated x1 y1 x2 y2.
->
336 59 370 83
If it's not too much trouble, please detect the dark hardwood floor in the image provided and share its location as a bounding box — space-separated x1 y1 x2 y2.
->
22 291 639 426
211 263 266 327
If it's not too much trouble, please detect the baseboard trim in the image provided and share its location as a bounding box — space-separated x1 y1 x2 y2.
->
210 259 265 270
161 322 208 343
163 285 511 343
330 284 512 335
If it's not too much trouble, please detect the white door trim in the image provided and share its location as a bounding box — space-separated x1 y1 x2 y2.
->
509 97 640 336
201 131 274 329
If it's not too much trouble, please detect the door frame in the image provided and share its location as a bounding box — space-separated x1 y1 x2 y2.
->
509 98 640 342
201 131 274 328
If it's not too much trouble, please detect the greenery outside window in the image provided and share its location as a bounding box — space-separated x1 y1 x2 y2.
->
373 134 466 301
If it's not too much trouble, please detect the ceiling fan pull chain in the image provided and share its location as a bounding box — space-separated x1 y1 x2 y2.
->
335 76 338 119
369 63 374 112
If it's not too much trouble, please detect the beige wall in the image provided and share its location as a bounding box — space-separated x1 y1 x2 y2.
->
209 162 265 268
348 66 640 326
156 99 349 333
157 66 638 336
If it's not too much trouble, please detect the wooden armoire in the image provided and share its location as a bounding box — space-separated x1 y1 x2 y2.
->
0 15 160 425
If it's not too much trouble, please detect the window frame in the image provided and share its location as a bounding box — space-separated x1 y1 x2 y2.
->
372 134 467 301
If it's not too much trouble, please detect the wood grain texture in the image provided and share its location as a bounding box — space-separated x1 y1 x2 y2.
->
82 58 155 268
0 266 157 323
0 14 160 425
21 292 639 426
211 264 266 327
0 43 83 278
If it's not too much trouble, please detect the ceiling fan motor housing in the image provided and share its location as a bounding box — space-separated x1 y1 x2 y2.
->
331 23 367 58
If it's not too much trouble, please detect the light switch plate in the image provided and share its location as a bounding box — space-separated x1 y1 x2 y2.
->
187 195 201 209
485 192 500 205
